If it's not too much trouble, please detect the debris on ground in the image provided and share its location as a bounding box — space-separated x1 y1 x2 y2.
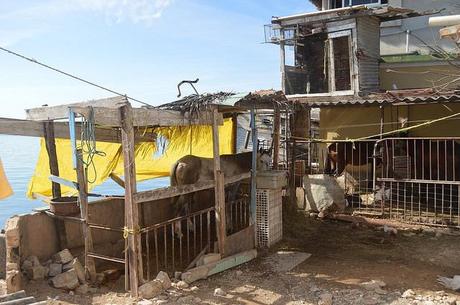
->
438 275 460 291
263 251 311 272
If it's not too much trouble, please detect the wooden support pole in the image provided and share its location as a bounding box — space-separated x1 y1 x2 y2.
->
43 121 61 198
212 108 226 256
43 121 68 250
272 105 281 169
232 113 238 154
76 150 97 282
119 103 142 296
109 173 125 189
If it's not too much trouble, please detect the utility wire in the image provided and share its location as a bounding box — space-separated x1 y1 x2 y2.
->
0 45 154 107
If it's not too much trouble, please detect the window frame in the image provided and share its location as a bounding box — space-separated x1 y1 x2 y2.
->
341 0 388 7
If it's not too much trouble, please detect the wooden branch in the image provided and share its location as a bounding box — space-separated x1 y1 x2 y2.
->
133 172 251 204
0 117 155 143
43 121 61 198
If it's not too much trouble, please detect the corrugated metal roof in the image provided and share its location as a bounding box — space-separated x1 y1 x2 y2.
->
288 89 460 107
272 6 425 26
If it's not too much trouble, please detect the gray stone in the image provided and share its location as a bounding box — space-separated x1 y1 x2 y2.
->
138 300 153 305
402 289 415 298
63 258 85 283
319 293 333 305
48 263 62 277
5 217 19 248
139 280 164 299
155 271 171 290
236 270 243 276
26 265 47 280
174 271 182 279
51 269 79 290
176 281 189 289
214 288 226 297
75 284 89 295
52 249 73 264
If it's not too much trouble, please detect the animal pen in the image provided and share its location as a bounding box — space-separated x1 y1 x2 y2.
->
289 91 460 229
0 91 288 296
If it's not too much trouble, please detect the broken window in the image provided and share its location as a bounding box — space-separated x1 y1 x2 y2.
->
332 36 352 91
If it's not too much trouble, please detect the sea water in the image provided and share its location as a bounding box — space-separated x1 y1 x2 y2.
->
0 135 169 227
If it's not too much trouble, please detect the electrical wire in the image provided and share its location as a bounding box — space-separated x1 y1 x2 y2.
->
0 46 154 107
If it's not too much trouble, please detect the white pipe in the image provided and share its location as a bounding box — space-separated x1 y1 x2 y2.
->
429 15 460 27
405 30 410 53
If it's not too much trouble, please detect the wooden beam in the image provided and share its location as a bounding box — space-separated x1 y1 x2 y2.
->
25 97 223 127
0 117 155 143
109 173 125 189
76 150 97 282
133 172 250 204
212 108 226 257
231 113 238 154
120 103 142 296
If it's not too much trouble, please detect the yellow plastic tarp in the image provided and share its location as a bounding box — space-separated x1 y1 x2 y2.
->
27 119 234 198
0 158 13 199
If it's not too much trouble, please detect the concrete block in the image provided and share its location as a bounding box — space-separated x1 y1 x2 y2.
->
5 217 20 248
138 280 164 299
48 263 62 277
6 270 23 293
155 271 171 289
63 258 85 283
51 269 79 290
196 253 221 267
52 249 73 264
26 265 47 280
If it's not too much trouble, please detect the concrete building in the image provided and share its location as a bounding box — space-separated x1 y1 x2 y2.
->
306 0 460 91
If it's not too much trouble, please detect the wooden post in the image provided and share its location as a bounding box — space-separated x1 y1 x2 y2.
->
250 108 258 247
43 121 61 198
43 120 68 250
272 105 281 169
212 107 226 256
75 150 96 282
119 103 142 296
231 113 238 154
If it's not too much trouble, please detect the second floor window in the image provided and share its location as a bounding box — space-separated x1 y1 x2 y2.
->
342 0 388 6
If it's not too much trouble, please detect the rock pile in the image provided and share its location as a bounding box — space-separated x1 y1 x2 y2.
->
21 249 89 293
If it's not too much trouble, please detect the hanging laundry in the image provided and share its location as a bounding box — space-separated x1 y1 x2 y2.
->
0 158 13 199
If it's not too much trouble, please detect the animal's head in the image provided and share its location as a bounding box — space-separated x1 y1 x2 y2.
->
257 148 271 171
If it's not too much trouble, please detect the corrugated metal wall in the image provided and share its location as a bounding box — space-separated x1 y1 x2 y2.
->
356 16 380 93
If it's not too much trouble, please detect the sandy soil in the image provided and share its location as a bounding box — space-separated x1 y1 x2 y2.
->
6 213 460 305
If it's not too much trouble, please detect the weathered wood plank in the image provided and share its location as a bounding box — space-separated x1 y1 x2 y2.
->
133 172 250 204
25 96 127 120
224 225 255 256
0 117 155 143
120 103 142 296
25 97 223 127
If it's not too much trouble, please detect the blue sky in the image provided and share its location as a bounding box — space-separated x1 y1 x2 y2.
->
0 0 315 118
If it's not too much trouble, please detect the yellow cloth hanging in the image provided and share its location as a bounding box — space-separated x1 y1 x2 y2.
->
0 158 13 199
27 119 234 198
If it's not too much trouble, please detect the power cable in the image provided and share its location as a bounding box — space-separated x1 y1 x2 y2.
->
0 45 154 107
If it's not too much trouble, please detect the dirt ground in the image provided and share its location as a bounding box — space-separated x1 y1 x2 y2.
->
4 213 460 305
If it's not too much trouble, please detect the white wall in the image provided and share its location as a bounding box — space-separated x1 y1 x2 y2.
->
381 0 460 55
